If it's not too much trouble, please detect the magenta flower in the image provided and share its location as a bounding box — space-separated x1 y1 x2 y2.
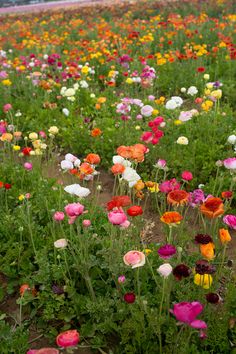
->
24 162 33 171
158 244 176 259
170 302 207 332
223 214 236 230
159 178 180 194
188 189 205 207
56 329 80 348
64 202 84 224
181 171 193 181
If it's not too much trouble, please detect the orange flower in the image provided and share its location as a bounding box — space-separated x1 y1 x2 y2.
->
20 284 30 296
167 190 189 206
0 181 3 188
111 163 125 175
91 128 102 137
134 180 145 191
136 191 145 199
160 211 183 225
85 153 101 165
200 242 215 260
0 133 13 142
200 197 224 218
219 228 231 244
116 145 133 159
79 162 94 175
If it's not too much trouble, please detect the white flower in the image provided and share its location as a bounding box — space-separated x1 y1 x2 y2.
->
122 167 140 187
180 87 186 93
73 83 79 90
187 86 198 96
74 159 81 167
157 263 173 278
61 160 73 170
15 111 22 117
171 96 183 107
65 153 77 162
112 155 131 167
62 108 69 116
140 105 153 117
48 126 59 135
80 80 89 88
67 96 75 102
54 238 68 249
203 74 210 80
60 86 67 95
176 136 189 145
64 88 75 97
43 54 48 60
64 184 91 198
227 135 236 145
165 99 177 110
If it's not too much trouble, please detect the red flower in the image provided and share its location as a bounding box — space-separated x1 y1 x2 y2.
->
22 147 32 156
221 191 233 199
124 292 136 303
4 183 12 190
197 67 205 73
107 196 131 211
127 205 143 217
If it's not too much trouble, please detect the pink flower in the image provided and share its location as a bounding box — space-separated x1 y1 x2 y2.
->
24 162 33 171
108 208 127 225
157 263 173 278
3 103 12 113
158 244 176 259
140 105 153 117
56 329 80 348
25 193 31 199
123 250 146 268
181 171 193 181
170 301 207 332
159 179 181 193
223 158 236 170
118 275 126 283
156 159 166 169
188 189 205 207
64 203 84 224
136 114 143 120
53 212 65 222
141 131 153 143
39 131 47 139
82 219 91 227
223 215 236 230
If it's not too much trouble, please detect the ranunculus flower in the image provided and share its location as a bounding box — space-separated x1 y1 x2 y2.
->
181 171 193 181
82 219 91 227
123 250 145 269
157 263 173 278
156 159 166 169
124 292 136 303
173 264 191 280
56 329 80 348
107 195 131 210
140 105 153 117
64 202 85 224
187 86 198 96
160 212 183 225
122 167 141 187
64 184 90 198
200 197 224 218
223 157 236 170
227 135 236 145
53 211 65 222
223 214 236 230
108 208 127 226
127 205 143 217
118 275 126 283
54 239 68 249
194 273 212 289
188 189 205 207
167 190 189 206
159 178 180 193
221 191 233 199
3 103 12 113
24 162 33 171
35 349 59 354
158 244 176 259
170 301 207 331
176 136 189 145
219 228 231 244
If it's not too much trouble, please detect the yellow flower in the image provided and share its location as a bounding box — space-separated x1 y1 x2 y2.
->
2 79 12 86
144 248 152 255
174 120 182 125
13 145 21 151
97 97 106 104
29 132 38 140
211 89 222 99
18 194 25 201
147 182 159 193
126 78 133 84
194 273 212 289
81 66 89 74
152 109 159 116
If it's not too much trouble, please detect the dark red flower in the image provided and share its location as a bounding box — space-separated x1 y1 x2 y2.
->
173 264 191 280
124 292 136 304
197 67 205 73
4 183 12 190
194 234 213 245
195 260 216 275
127 205 143 217
206 293 220 304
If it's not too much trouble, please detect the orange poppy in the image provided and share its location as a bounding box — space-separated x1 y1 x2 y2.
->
85 153 101 165
79 162 94 175
167 190 189 206
160 211 183 225
91 128 102 137
200 197 224 218
111 163 125 175
219 228 231 244
200 242 215 260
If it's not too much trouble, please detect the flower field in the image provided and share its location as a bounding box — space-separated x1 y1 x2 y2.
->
0 0 236 352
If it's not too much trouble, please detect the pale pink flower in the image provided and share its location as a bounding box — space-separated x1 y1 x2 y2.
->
123 250 146 269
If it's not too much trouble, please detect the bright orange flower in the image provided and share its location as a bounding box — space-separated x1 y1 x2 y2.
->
134 180 145 191
219 228 231 244
167 190 189 206
200 242 215 260
85 153 101 165
91 128 102 137
200 197 224 218
136 191 145 199
79 162 94 175
0 181 3 188
111 163 125 175
160 211 183 225
116 145 133 159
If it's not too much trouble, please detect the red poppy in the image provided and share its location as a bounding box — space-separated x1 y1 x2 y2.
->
127 205 143 217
